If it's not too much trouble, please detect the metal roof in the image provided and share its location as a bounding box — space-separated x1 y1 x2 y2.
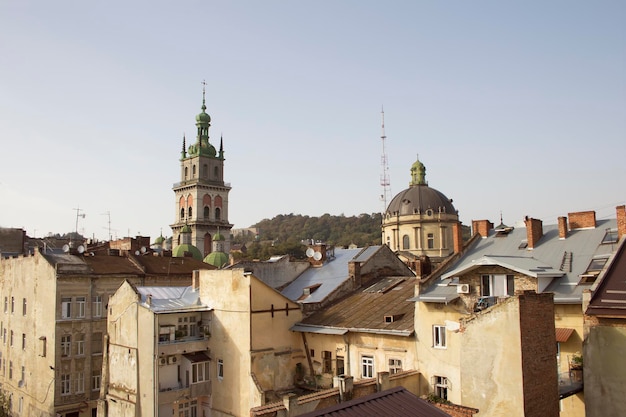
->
281 247 367 303
136 286 210 313
586 236 626 316
298 386 455 417
420 219 617 304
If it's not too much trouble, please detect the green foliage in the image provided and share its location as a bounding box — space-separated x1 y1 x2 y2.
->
0 389 11 416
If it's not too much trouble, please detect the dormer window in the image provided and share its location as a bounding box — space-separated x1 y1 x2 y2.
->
602 229 618 245
579 256 609 284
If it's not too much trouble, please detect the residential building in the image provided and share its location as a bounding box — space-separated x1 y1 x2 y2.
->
583 207 626 417
0 247 212 417
100 268 304 417
382 156 460 264
412 206 626 417
171 86 233 257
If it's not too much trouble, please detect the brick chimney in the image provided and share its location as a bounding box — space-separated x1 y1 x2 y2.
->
557 216 568 239
525 217 543 249
472 220 493 238
453 222 464 253
617 205 626 240
568 210 596 230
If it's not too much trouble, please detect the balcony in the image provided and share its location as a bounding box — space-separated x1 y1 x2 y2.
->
157 381 211 405
158 336 210 356
558 370 583 399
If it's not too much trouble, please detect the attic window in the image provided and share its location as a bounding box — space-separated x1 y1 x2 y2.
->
579 257 609 284
302 283 321 296
384 314 404 323
518 241 528 249
602 229 618 245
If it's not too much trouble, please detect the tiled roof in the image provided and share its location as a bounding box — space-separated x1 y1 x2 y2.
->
298 386 453 417
296 276 416 336
555 327 575 343
586 237 626 316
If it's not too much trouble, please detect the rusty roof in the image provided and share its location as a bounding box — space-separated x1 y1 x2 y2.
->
555 327 575 343
297 276 416 335
587 237 626 317
298 386 453 417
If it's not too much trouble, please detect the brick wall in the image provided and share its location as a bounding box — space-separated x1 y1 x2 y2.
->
617 205 626 240
518 292 559 417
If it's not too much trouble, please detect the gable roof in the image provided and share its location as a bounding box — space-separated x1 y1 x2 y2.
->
298 386 453 417
293 276 416 336
586 237 626 316
281 247 368 303
418 219 617 304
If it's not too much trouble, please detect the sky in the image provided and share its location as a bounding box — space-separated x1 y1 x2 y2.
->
1 1 625 242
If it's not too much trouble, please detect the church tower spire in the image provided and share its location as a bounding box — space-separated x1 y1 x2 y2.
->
171 83 233 258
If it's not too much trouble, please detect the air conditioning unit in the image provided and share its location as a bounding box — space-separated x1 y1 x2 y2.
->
168 355 178 365
158 357 167 366
457 283 470 294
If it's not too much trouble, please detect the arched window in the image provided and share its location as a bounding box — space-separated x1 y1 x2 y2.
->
214 166 219 179
180 208 185 220
215 207 221 220
402 235 410 249
184 167 188 180
204 233 212 257
188 207 193 219
203 164 208 178
204 206 210 219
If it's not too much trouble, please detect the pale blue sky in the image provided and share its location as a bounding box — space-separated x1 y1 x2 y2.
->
1 1 625 241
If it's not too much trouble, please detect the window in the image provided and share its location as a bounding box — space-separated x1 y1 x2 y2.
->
61 297 72 319
434 376 448 400
322 351 332 374
76 371 85 393
92 370 101 391
76 297 86 318
427 233 434 249
3 297 6 313
214 166 219 179
433 325 446 349
2 328 5 344
22 298 26 316
180 208 185 220
389 358 403 374
39 336 46 357
61 335 71 357
8 361 12 379
481 274 515 297
21 333 25 350
93 295 102 317
18 397 22 413
602 229 619 244
192 361 210 383
192 164 196 177
20 366 25 383
10 330 13 347
178 399 198 417
92 332 103 354
217 359 224 380
61 373 71 395
188 207 193 219
215 207 221 220
203 164 208 178
336 356 345 376
76 334 85 356
361 355 374 379
11 297 14 313
402 235 410 249
204 206 210 219
184 166 188 180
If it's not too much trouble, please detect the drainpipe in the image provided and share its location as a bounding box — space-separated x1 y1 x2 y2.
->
343 334 351 378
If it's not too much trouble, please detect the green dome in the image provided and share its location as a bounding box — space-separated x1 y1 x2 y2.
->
172 244 203 261
181 224 192 233
154 236 165 244
213 232 225 241
196 110 211 123
204 251 229 268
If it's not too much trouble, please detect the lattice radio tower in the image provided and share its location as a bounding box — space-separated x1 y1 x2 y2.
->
379 106 391 214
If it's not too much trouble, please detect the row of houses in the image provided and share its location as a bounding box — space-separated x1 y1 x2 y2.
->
1 205 625 416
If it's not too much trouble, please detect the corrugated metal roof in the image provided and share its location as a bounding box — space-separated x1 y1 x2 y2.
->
420 220 617 304
136 286 210 312
298 386 453 417
281 248 364 303
556 328 575 343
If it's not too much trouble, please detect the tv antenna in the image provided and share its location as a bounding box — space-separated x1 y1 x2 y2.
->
379 106 391 214
71 206 86 246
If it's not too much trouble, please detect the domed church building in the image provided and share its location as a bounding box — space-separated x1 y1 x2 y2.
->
382 156 459 264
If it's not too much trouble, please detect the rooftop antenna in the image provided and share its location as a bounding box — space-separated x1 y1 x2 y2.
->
379 106 391 215
72 206 86 246
102 211 113 241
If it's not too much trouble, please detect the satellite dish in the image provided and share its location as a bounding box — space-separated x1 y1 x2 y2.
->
135 250 141 256
62 244 70 253
306 248 314 258
77 245 85 254
313 251 322 261
140 246 147 254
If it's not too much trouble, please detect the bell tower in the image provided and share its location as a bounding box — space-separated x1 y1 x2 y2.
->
171 83 232 256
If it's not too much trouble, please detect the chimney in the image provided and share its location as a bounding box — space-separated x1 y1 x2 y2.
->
377 371 390 392
472 220 494 238
558 216 568 239
146 294 152 306
453 222 464 253
349 261 361 288
568 210 596 230
282 394 298 416
617 205 626 240
525 217 543 249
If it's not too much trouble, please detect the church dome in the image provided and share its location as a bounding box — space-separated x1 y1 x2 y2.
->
204 251 229 268
196 110 211 123
172 244 203 261
213 232 225 241
386 185 456 216
181 224 192 234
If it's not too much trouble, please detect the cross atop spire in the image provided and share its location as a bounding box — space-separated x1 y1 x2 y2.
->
201 80 207 111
